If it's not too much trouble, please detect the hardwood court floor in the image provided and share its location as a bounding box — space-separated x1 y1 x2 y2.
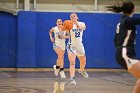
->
0 70 136 93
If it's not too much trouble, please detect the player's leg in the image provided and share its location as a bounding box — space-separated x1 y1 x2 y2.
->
77 55 88 78
128 61 140 79
53 48 65 78
133 79 140 93
78 55 86 71
59 50 66 78
122 48 140 93
76 43 88 78
128 61 140 93
68 52 76 85
130 64 140 93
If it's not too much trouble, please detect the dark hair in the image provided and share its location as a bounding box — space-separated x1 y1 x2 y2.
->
107 1 134 14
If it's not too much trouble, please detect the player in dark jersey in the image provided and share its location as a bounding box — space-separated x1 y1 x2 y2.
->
107 1 140 93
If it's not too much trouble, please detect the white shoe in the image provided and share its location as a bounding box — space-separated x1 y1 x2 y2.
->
70 77 76 85
78 69 88 78
59 70 66 78
53 65 60 76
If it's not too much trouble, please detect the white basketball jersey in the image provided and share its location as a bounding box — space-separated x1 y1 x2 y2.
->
53 26 66 44
68 22 85 44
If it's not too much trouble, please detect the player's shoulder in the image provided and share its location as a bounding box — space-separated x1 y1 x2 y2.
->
78 21 85 25
53 26 58 30
54 26 57 29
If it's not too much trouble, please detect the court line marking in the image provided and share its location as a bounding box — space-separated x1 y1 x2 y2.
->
1 72 12 78
95 77 134 86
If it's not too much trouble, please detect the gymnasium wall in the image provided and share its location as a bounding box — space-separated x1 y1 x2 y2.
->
0 12 17 67
0 11 140 68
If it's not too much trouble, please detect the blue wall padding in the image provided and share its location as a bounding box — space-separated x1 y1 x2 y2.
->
135 14 140 59
17 12 37 67
91 13 107 68
0 12 17 67
0 11 140 68
105 14 122 68
136 25 140 59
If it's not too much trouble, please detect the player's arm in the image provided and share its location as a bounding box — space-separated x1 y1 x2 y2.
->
60 31 69 39
75 22 86 30
49 28 55 42
64 31 70 39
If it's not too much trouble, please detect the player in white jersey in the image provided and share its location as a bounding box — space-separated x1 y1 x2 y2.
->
67 13 88 85
49 19 69 78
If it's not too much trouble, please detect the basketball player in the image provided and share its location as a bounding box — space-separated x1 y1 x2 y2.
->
49 19 69 78
107 1 140 93
67 13 88 85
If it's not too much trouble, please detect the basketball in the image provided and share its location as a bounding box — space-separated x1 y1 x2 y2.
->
62 20 73 31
